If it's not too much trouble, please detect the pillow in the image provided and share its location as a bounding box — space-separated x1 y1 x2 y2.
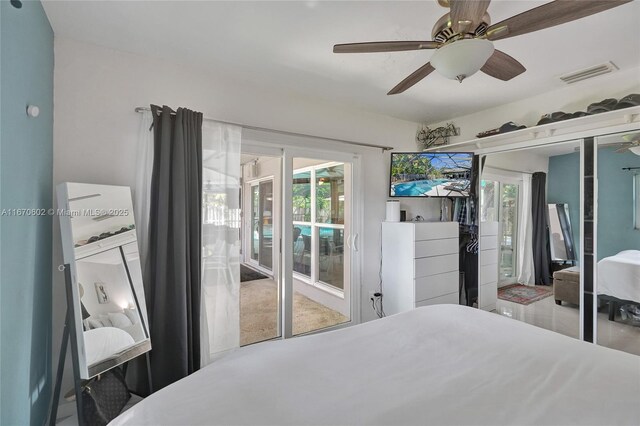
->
98 314 113 327
87 318 103 329
123 308 138 325
108 312 133 328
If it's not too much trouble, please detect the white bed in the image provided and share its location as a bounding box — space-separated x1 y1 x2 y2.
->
598 250 640 303
111 305 640 425
84 327 135 367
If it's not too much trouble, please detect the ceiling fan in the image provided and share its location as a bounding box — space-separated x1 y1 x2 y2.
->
614 133 640 155
333 0 632 95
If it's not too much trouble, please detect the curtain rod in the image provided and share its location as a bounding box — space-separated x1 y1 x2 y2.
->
134 106 394 152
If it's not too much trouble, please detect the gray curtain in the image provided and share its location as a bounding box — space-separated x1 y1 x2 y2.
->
145 104 203 390
531 172 552 285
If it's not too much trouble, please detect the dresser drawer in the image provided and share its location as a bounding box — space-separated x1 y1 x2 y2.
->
480 263 498 285
415 291 459 308
481 221 499 236
479 281 497 311
415 238 458 259
415 254 458 278
480 236 498 250
414 222 458 241
480 248 498 266
415 271 459 302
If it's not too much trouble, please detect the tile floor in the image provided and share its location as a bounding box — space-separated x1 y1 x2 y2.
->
495 295 640 356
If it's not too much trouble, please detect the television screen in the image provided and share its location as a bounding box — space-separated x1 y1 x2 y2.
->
390 152 474 197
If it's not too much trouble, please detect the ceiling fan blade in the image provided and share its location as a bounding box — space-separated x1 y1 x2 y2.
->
480 50 526 81
387 63 435 95
333 41 440 53
486 0 632 41
450 0 491 34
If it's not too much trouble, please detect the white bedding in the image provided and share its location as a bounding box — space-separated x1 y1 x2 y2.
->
598 250 640 302
84 327 135 366
111 305 640 426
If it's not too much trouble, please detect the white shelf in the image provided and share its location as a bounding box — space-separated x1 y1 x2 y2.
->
424 106 640 155
74 229 137 259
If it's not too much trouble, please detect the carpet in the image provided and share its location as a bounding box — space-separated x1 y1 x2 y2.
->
241 264 268 282
240 279 348 346
498 284 553 305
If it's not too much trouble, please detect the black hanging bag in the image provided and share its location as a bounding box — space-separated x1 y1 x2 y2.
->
81 368 131 425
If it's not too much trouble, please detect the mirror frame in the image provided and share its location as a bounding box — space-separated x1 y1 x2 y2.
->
57 182 151 379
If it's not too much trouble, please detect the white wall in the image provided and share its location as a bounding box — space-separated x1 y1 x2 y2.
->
427 67 640 144
52 37 424 404
485 150 549 174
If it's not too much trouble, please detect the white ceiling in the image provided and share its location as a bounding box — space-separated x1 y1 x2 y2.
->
42 0 640 123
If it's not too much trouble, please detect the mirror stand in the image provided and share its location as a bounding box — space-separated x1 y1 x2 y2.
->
47 264 152 426
48 264 85 426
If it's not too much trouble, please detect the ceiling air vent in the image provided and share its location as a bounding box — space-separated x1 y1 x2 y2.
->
559 61 618 84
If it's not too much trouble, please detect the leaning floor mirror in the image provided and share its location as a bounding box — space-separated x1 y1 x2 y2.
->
57 183 151 379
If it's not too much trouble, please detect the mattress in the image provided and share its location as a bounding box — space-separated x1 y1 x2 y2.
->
111 305 640 426
84 327 135 367
597 250 640 302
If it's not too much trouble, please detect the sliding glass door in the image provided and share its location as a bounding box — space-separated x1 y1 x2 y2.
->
239 145 361 345
290 161 350 336
293 163 346 292
481 178 520 285
499 183 519 283
283 152 358 339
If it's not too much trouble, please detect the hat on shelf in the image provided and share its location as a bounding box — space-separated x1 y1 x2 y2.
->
613 94 640 110
566 111 591 119
587 98 617 114
499 122 527 133
537 112 570 125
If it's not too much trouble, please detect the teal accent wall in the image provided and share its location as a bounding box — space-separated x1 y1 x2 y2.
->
1 1 54 425
547 152 581 258
548 148 640 261
597 147 640 259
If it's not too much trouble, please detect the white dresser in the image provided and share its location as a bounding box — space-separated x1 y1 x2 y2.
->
381 221 459 315
478 221 499 311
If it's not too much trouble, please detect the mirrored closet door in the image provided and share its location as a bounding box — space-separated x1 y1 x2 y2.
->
594 132 640 355
482 141 581 340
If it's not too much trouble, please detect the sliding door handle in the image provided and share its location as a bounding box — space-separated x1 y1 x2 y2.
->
346 235 352 249
353 233 359 252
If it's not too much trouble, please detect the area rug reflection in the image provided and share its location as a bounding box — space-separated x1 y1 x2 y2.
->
498 283 553 305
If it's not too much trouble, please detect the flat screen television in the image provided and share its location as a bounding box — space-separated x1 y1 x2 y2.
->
389 152 473 197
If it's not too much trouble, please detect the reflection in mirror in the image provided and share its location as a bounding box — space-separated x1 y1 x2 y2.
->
595 134 640 355
58 183 151 379
548 203 576 263
483 140 581 341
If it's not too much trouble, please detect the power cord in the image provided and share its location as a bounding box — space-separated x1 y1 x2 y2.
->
372 222 386 318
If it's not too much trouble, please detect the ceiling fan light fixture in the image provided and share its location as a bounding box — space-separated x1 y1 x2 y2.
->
430 38 494 82
630 146 640 156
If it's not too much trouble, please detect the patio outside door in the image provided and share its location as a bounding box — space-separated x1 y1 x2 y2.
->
282 150 360 338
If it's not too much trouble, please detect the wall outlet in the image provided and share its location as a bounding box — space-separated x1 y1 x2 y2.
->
368 291 382 300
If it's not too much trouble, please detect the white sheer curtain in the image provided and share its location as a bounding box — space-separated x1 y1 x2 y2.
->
134 111 154 269
200 121 242 366
517 173 535 285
